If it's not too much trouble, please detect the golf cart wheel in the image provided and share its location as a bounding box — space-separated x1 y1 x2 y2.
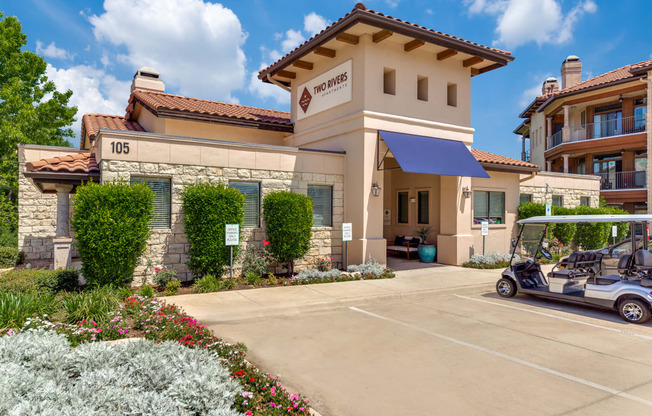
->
496 278 517 298
618 299 651 324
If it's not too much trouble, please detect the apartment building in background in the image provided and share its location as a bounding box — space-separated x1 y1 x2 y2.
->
517 56 652 213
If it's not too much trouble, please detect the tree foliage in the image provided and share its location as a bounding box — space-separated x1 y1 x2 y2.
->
0 13 77 245
263 191 313 276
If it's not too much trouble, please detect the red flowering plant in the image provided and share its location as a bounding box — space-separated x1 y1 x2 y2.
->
315 257 333 272
240 240 275 278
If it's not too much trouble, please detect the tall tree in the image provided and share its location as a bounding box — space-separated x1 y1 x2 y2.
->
0 13 77 245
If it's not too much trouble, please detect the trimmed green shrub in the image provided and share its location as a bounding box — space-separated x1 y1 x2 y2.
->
192 274 225 293
182 183 244 278
263 191 313 276
164 279 181 296
549 206 576 246
518 202 545 220
0 246 20 268
71 182 153 287
139 284 155 298
0 268 80 294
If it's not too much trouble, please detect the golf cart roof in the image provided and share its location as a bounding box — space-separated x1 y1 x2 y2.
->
518 215 652 224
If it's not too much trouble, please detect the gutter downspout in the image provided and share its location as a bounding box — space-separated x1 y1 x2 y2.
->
266 74 291 93
519 172 537 183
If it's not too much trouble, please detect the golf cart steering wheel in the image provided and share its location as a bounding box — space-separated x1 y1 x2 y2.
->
539 247 553 261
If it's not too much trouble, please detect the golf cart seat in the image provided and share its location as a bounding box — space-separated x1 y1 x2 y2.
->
551 252 593 279
587 274 621 285
634 250 652 269
618 254 633 274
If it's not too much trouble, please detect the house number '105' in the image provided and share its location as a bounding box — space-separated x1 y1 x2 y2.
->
111 141 130 154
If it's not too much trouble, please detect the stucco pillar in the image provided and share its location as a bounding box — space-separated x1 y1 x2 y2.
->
562 105 571 143
344 130 386 266
647 72 652 213
521 135 526 161
436 175 473 265
546 117 552 142
562 154 569 173
53 184 73 270
546 161 552 172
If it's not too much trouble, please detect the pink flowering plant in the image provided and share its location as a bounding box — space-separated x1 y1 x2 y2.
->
315 257 333 272
153 266 178 289
240 240 275 278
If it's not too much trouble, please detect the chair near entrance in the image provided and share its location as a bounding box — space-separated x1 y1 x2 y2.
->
386 236 421 260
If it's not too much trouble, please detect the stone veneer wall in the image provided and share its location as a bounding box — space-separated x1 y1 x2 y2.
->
519 185 600 208
18 161 77 262
101 160 344 283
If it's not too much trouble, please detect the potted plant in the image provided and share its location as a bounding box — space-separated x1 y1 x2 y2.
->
416 226 436 263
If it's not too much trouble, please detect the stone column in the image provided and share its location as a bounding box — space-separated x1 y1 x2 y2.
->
546 161 552 172
53 184 73 270
563 154 569 173
562 105 571 142
546 117 552 144
521 135 526 161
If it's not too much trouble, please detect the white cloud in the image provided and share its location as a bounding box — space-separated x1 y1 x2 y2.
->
465 0 597 49
519 72 552 107
425 9 433 15
89 0 247 102
247 65 290 105
280 29 305 53
303 12 327 36
46 64 131 137
36 41 74 60
249 11 327 105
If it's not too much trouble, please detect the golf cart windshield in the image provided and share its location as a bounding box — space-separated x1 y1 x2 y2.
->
512 223 547 265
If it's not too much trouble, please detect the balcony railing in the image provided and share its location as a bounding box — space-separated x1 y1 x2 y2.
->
548 115 647 150
521 150 530 162
598 170 646 190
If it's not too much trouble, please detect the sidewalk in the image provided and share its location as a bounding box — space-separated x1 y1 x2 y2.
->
165 264 507 325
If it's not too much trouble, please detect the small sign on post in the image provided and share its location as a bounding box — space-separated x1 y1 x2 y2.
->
545 203 552 216
481 221 489 255
612 225 618 245
225 224 239 279
342 223 352 269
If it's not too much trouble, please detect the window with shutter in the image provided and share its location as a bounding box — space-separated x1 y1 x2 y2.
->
229 181 260 228
130 177 171 229
473 190 505 224
308 185 333 227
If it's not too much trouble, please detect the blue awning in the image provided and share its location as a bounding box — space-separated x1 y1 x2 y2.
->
378 130 489 178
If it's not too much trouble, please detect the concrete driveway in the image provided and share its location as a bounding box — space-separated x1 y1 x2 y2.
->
168 266 652 416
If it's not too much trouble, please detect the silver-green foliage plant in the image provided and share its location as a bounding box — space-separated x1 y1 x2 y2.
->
0 330 243 416
347 257 385 276
296 268 342 280
468 253 519 265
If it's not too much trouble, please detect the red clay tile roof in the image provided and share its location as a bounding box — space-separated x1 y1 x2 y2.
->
127 90 292 127
81 114 145 148
524 59 652 115
25 153 99 174
259 3 512 81
472 149 539 170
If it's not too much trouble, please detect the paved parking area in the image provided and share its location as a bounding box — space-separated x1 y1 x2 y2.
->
169 268 652 415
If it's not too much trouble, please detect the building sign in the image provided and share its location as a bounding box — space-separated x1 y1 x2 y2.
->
225 224 239 246
342 223 353 242
545 203 552 217
383 209 391 226
296 60 352 120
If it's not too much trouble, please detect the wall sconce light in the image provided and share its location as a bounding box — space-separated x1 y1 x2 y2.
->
371 182 381 197
462 186 471 198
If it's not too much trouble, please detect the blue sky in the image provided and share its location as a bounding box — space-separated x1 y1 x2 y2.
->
1 0 650 159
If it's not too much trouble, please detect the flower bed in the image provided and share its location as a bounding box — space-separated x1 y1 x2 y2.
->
3 295 311 415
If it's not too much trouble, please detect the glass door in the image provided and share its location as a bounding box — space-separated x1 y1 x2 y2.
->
594 111 622 138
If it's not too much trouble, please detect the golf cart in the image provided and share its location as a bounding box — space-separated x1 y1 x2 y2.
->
497 215 652 324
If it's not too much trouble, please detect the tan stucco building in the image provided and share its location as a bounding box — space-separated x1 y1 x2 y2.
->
20 3 585 281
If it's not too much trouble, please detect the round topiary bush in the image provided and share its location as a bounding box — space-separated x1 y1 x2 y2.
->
71 181 153 287
263 191 313 276
0 246 20 268
182 183 244 278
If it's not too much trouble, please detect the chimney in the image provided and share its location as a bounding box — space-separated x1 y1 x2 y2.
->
560 55 581 89
542 77 559 95
131 67 165 93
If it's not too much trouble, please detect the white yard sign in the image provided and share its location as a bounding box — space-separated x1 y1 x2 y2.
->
545 203 552 216
612 225 618 238
225 224 239 246
481 221 489 236
296 60 352 120
342 223 353 242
